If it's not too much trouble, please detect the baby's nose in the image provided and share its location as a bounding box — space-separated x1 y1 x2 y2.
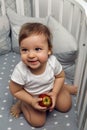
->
28 51 36 58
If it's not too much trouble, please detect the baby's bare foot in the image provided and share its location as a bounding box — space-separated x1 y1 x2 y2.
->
68 86 78 95
64 84 78 95
10 101 21 118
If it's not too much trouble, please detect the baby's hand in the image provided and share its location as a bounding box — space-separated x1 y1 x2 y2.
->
31 97 47 112
46 91 57 112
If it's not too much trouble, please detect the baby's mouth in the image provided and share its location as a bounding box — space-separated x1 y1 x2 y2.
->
28 60 39 65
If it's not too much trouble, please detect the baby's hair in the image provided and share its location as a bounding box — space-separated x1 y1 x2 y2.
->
19 22 53 53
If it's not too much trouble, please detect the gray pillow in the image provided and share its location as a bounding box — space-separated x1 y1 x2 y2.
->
47 16 78 61
7 8 48 53
0 15 11 55
47 16 78 83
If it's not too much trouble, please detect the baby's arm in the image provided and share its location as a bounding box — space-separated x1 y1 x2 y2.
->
9 80 47 111
52 70 65 95
48 70 65 111
9 80 33 104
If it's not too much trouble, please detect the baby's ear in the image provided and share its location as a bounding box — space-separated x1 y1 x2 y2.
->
48 50 52 55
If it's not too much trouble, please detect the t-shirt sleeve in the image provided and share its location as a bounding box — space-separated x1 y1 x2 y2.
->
49 55 62 76
54 57 62 75
11 64 25 85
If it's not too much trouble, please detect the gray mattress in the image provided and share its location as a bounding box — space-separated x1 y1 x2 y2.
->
0 52 78 130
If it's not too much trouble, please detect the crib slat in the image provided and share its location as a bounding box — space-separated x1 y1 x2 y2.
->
84 120 87 130
74 46 87 87
47 0 52 16
75 26 87 130
34 0 52 17
75 46 87 101
52 0 64 23
74 17 87 86
24 0 31 16
51 0 61 21
78 93 87 130
76 57 87 116
58 0 63 24
34 0 39 17
76 43 87 105
1 0 6 15
62 0 73 32
75 12 81 42
16 0 24 15
65 3 73 33
71 5 81 40
39 0 48 17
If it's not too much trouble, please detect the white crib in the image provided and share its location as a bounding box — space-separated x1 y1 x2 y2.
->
0 0 87 130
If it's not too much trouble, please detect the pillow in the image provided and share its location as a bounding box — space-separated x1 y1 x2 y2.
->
7 8 48 53
47 16 78 61
0 15 11 55
47 16 78 83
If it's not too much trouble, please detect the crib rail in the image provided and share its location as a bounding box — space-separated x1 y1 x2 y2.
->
76 43 87 130
74 6 87 129
0 0 87 42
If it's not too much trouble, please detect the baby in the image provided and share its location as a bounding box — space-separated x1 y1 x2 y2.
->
9 23 77 127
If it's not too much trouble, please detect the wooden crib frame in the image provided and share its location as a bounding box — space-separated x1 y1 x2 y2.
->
0 0 87 130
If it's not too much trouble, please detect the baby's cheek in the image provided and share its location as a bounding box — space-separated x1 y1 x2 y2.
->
39 54 48 63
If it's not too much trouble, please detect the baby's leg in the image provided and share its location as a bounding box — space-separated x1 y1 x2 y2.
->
55 87 72 112
21 102 46 127
10 100 22 118
55 83 77 112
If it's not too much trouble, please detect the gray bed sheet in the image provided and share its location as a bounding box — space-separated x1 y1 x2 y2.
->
0 52 78 130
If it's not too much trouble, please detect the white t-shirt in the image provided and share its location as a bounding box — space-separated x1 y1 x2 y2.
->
11 55 62 96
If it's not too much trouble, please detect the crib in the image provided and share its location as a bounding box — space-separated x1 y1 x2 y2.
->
0 0 87 130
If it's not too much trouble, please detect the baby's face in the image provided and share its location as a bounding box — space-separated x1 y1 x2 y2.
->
20 34 51 74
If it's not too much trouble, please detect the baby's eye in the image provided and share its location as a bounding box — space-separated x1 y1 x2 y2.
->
21 48 28 52
35 48 42 51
